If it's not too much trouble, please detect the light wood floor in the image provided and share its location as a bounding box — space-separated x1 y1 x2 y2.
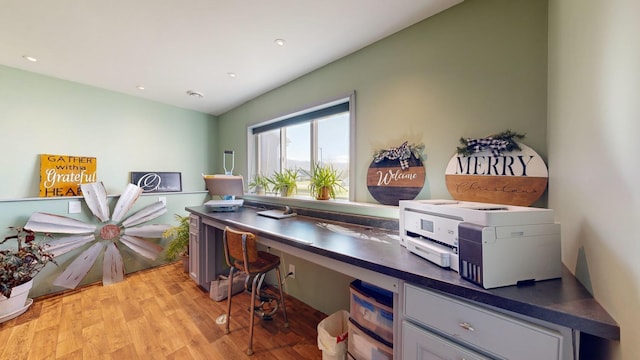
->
0 262 326 359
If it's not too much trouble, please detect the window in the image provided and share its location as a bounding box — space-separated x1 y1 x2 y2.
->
248 94 354 200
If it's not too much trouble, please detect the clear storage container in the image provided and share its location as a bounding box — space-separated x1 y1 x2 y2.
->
349 280 393 344
347 318 393 360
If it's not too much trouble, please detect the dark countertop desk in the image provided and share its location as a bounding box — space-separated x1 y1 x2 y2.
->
186 205 619 341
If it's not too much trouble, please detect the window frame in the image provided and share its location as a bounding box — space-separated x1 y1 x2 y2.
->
247 92 356 201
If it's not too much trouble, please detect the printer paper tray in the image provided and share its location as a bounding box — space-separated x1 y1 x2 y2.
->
406 237 459 272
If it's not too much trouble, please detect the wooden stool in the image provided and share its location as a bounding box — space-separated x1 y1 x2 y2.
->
222 226 289 355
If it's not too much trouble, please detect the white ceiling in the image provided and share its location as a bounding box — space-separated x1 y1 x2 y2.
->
0 0 462 116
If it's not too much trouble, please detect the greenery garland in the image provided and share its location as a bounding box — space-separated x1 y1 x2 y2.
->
373 141 425 161
456 130 525 156
372 141 425 170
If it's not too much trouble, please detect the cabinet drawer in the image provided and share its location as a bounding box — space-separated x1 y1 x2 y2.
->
404 284 562 360
402 320 490 360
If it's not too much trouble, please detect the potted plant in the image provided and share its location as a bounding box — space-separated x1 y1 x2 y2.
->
163 214 190 272
248 174 270 195
303 162 346 200
268 168 299 197
1 226 55 318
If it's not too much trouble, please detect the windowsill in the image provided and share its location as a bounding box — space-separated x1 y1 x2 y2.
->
240 193 399 219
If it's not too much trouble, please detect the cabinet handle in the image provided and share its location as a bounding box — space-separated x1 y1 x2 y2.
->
459 322 475 331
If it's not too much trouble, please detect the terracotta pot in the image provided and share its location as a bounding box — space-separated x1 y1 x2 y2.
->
316 186 331 200
182 255 189 273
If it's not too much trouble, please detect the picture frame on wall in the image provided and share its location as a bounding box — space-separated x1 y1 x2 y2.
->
130 172 182 193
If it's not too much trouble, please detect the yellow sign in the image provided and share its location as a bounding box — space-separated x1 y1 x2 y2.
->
39 154 97 197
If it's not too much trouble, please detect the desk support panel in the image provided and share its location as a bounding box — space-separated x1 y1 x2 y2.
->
197 219 227 291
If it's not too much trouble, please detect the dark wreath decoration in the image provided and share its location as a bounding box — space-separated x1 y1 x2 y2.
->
456 130 525 157
373 141 425 170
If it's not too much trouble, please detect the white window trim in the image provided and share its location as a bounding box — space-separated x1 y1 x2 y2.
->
246 91 356 201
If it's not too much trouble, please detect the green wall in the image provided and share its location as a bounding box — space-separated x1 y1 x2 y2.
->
0 65 217 198
0 65 216 297
217 0 548 313
218 0 548 203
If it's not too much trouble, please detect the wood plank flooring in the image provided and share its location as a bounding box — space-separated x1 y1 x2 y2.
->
0 262 327 359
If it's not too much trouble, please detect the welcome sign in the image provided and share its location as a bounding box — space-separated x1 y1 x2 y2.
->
444 143 547 206
39 154 97 197
367 142 425 206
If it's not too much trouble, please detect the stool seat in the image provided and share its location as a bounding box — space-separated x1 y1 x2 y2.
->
222 226 289 356
232 251 281 274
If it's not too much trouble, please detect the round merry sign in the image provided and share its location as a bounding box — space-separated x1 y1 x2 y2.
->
444 142 547 206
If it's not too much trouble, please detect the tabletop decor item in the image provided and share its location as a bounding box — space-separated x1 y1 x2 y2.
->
367 141 426 206
130 171 182 193
446 130 548 206
0 227 56 321
268 168 299 197
302 162 346 200
39 153 97 197
24 182 170 289
248 174 271 195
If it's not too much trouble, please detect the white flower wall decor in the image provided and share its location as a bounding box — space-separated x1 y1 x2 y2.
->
25 182 170 288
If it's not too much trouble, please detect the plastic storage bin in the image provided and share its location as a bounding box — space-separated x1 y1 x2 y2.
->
348 318 393 360
209 273 247 301
349 280 393 344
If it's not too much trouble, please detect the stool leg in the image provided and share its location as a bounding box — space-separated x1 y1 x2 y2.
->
225 267 235 335
275 267 289 327
247 273 259 356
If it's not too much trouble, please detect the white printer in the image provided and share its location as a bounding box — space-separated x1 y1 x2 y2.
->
399 199 561 289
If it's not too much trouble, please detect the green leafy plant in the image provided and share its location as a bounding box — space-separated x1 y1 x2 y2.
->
1 227 56 298
303 163 346 200
163 214 190 261
268 168 299 197
248 174 271 194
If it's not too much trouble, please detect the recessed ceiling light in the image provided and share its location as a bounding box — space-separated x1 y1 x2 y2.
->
274 38 286 46
186 90 204 98
227 72 237 78
22 55 38 62
136 85 145 90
